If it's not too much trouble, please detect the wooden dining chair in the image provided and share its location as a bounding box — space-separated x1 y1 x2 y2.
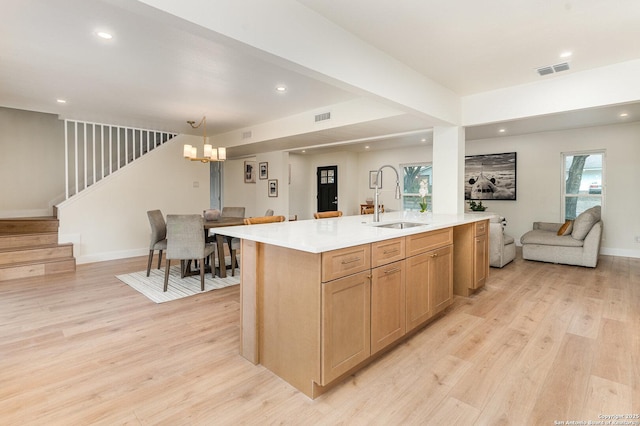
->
243 215 286 225
313 211 343 219
146 210 167 277
164 215 216 292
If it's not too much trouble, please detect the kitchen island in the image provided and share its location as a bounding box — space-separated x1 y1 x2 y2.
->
213 211 492 398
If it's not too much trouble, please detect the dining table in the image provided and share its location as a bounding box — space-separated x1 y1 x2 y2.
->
204 216 245 278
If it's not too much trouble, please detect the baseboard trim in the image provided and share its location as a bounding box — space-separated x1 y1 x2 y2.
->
76 248 148 265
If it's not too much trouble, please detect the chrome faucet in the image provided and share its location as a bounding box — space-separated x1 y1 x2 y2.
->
373 164 402 222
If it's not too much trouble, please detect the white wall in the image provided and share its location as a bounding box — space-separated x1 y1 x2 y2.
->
466 121 640 258
289 153 311 220
223 157 257 217
0 107 65 217
57 135 210 264
255 151 289 217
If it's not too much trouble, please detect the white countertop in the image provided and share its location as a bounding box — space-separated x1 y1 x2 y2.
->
212 211 494 254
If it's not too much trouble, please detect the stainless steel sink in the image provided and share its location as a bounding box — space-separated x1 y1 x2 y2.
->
372 221 426 229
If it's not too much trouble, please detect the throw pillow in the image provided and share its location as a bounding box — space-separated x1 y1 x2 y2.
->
571 209 598 240
557 220 573 236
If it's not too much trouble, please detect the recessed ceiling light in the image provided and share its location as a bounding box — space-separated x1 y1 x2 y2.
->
420 138 427 142
365 145 370 149
560 51 573 58
96 31 113 40
498 128 506 133
56 99 67 104
275 85 287 93
619 112 629 118
301 150 306 153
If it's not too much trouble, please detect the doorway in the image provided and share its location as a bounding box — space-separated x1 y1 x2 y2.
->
317 165 338 212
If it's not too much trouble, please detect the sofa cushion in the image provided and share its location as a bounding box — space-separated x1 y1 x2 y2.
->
557 220 573 236
520 230 584 247
503 234 515 245
571 206 601 240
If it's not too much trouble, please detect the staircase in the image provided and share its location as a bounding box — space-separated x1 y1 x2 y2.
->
0 217 76 281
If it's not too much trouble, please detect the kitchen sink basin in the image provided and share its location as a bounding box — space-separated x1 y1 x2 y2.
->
372 221 426 229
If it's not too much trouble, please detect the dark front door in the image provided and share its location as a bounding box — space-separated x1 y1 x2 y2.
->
317 165 338 212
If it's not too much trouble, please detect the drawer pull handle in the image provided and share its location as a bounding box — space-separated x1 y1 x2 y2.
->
384 267 401 274
341 257 361 265
430 253 438 258
383 249 399 255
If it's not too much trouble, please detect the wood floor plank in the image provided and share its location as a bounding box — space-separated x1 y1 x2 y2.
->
529 333 596 424
0 253 639 424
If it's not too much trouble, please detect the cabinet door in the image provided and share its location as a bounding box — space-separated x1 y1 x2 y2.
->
321 271 371 385
429 245 453 315
405 252 431 332
371 260 406 355
474 234 488 289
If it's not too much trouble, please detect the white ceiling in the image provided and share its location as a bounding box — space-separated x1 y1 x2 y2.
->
2 0 640 155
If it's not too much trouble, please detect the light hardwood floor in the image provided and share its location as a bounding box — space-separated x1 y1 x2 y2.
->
1 252 638 425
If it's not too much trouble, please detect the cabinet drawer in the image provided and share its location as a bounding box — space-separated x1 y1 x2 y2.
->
322 244 371 282
474 220 488 236
406 228 453 257
371 237 405 268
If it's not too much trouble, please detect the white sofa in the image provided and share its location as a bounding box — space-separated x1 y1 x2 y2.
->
520 206 602 268
489 215 516 268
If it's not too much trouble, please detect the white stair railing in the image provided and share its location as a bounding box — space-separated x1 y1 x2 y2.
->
64 120 177 199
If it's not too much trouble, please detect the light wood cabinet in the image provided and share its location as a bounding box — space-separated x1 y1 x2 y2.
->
322 244 371 282
473 234 488 288
321 270 371 385
429 245 453 315
405 251 431 331
453 219 489 296
405 244 453 332
371 259 405 354
241 221 486 398
371 237 405 268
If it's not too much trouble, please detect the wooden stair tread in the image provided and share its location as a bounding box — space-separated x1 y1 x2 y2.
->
0 232 59 250
0 242 73 253
0 217 59 235
0 256 76 268
0 258 76 281
0 243 74 267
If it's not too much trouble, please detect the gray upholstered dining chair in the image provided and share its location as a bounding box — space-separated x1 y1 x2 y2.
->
146 210 167 277
164 215 216 292
219 207 245 275
221 206 246 218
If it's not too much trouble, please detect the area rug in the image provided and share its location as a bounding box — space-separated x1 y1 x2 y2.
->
116 264 240 303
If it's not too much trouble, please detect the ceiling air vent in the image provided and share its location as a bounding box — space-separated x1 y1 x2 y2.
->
241 131 252 139
553 62 570 72
536 62 570 76
537 66 554 76
314 112 331 122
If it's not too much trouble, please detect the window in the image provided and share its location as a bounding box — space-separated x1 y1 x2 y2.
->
402 163 432 211
562 151 604 220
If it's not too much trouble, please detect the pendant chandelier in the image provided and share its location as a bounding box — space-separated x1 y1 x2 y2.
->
183 116 226 163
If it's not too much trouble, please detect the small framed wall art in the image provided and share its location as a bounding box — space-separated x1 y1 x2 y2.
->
244 161 256 183
259 162 268 180
268 179 278 197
